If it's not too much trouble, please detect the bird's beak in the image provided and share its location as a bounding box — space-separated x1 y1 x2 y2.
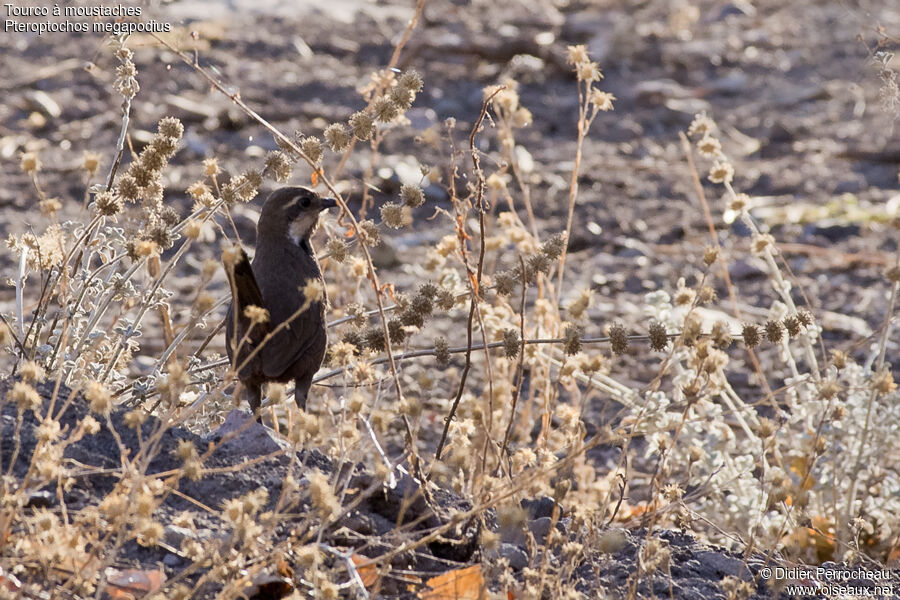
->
320 197 338 210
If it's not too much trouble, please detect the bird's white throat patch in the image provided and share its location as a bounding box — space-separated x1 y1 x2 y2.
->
288 213 320 249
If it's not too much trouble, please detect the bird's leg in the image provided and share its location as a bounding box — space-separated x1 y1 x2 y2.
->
246 382 263 422
294 376 311 411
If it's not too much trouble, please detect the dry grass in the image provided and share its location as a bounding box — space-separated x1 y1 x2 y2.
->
1 8 899 599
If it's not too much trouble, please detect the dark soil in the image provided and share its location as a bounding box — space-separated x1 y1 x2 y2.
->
5 380 898 598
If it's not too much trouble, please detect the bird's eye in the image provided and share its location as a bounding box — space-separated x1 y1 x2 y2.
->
300 196 311 208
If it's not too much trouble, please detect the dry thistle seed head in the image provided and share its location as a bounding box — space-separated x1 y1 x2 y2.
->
493 270 517 296
399 395 422 418
82 150 101 176
579 352 606 374
755 417 777 439
158 116 184 140
183 219 202 240
93 191 123 216
703 246 719 267
434 336 451 367
325 237 349 263
202 157 220 177
673 285 695 306
819 379 841 400
12 381 41 412
400 183 425 208
349 110 375 140
589 88 615 111
192 291 215 315
148 224 175 250
389 85 414 110
697 285 717 304
398 69 423 94
327 341 356 366
764 320 783 343
872 368 898 394
175 439 197 461
796 309 813 327
696 134 722 158
502 328 520 359
688 112 715 137
386 320 408 345
710 321 732 349
20 151 41 174
324 122 351 152
566 44 590 66
436 288 455 311
682 379 702 403
708 160 734 185
20 360 45 383
661 483 683 502
783 315 801 338
541 232 568 260
688 445 705 463
116 173 140 202
243 304 270 325
648 321 668 351
608 323 628 355
563 324 582 355
308 470 339 519
640 538 671 574
133 239 159 258
363 326 385 352
741 323 760 348
39 197 62 216
136 520 165 547
885 265 900 283
373 96 399 123
380 202 412 228
124 409 148 429
566 288 593 322
357 219 380 246
830 349 848 370
221 244 243 270
577 61 602 82
750 233 775 256
729 193 749 213
85 381 113 416
527 253 552 278
682 315 702 346
302 279 324 303
299 136 323 164
264 151 293 182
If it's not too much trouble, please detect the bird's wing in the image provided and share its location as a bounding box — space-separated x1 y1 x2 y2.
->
260 296 326 380
224 247 266 313
223 246 270 368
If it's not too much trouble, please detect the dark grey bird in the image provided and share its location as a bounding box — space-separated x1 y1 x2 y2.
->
224 186 337 414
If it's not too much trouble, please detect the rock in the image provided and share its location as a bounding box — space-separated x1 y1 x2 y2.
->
498 543 529 570
711 1 757 20
521 496 558 520
693 550 744 577
729 257 767 280
528 516 553 541
802 223 860 243
206 410 289 456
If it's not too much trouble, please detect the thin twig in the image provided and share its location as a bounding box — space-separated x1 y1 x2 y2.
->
433 88 502 462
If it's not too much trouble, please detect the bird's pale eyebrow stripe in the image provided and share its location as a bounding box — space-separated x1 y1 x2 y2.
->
284 195 301 209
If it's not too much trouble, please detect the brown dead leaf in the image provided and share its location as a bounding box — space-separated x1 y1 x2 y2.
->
419 565 486 600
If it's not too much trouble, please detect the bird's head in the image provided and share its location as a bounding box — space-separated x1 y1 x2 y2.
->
257 187 338 251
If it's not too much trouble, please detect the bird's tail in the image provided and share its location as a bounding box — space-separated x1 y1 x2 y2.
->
224 245 265 313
